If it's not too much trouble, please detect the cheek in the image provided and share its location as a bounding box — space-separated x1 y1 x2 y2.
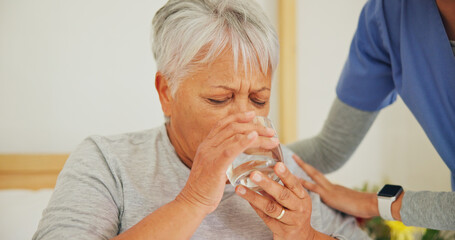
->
248 103 270 122
183 113 223 156
255 104 270 117
171 94 228 153
186 110 226 143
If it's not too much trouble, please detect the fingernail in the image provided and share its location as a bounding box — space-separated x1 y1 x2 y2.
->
252 172 262 182
247 131 258 139
271 137 279 144
245 111 255 118
237 186 246 195
277 163 285 173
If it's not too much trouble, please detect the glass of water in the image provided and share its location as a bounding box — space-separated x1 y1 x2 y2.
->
226 116 283 192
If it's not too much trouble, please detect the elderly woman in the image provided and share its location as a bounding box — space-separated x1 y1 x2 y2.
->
33 0 368 239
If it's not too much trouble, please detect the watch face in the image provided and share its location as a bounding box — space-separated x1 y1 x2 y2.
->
378 184 403 197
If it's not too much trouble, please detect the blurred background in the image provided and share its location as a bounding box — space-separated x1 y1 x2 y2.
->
0 0 451 238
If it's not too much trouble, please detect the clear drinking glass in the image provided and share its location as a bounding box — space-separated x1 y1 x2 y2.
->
226 116 283 192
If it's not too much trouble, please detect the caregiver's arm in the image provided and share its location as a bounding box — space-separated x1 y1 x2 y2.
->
288 97 378 173
401 191 455 230
294 156 455 230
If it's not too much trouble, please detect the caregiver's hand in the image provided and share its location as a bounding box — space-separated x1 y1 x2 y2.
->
293 155 379 219
176 111 279 215
236 162 335 240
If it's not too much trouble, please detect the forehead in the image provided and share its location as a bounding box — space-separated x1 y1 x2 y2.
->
188 50 272 88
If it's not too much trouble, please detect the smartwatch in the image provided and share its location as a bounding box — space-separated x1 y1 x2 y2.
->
377 184 403 221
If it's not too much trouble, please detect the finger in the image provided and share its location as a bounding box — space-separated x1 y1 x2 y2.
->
211 121 276 147
235 185 294 225
206 111 256 139
213 132 279 174
249 171 302 211
274 162 307 199
247 135 280 150
214 131 259 169
249 203 283 233
222 133 279 152
292 155 331 186
258 190 274 201
299 178 319 193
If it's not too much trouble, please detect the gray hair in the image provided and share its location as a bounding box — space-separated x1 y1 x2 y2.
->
152 0 279 95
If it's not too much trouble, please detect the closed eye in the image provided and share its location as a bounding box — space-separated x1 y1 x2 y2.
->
208 98 230 105
251 98 266 106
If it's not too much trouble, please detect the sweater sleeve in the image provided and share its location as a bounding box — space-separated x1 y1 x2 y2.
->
33 137 123 240
287 97 378 173
401 191 455 230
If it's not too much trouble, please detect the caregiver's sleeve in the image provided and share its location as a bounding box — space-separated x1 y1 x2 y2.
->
33 138 122 240
288 97 378 173
336 0 397 111
288 0 395 173
402 191 455 230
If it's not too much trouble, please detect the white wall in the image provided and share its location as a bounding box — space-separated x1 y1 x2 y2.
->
296 0 451 191
0 0 168 153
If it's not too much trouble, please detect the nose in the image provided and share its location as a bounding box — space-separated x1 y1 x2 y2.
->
230 98 255 115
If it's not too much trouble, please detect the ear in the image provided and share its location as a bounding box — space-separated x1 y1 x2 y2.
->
155 72 173 118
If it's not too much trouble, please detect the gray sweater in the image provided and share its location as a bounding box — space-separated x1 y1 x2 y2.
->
33 125 370 239
288 98 455 230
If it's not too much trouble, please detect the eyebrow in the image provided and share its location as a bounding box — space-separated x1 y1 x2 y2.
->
211 85 271 92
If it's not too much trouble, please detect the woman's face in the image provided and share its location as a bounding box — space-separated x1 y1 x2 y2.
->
157 50 272 165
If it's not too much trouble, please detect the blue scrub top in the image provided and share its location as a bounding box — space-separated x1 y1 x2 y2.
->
336 0 455 189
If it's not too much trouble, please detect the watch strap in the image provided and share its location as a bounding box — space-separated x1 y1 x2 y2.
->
378 196 395 221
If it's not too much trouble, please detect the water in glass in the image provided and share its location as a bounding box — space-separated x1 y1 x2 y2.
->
226 116 283 192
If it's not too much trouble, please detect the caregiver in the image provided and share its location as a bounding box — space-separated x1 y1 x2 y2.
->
289 0 455 231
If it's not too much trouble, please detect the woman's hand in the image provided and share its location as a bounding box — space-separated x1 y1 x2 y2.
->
235 162 327 240
176 111 280 215
293 155 379 219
